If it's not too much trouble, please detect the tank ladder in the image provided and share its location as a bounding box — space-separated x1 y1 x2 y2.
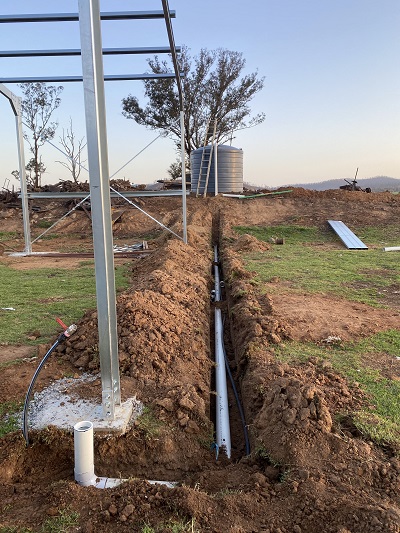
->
196 119 217 197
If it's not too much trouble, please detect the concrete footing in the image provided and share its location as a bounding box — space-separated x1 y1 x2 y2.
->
27 373 142 436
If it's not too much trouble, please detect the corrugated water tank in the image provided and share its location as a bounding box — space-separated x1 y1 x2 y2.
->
190 144 243 194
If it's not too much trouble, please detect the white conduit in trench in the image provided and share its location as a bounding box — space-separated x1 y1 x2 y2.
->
213 246 232 458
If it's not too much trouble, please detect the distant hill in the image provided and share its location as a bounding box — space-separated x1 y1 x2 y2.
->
289 176 400 192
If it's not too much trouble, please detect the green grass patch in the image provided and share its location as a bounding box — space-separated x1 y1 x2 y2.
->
234 224 400 306
274 330 400 447
0 262 130 344
35 220 54 229
0 232 18 242
0 400 23 437
235 223 399 247
235 224 337 245
0 509 78 533
136 406 163 441
41 509 79 533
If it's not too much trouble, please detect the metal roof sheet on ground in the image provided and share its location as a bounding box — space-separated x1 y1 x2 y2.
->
327 220 368 249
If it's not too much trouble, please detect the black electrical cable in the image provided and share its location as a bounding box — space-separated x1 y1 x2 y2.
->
22 324 77 446
222 315 251 456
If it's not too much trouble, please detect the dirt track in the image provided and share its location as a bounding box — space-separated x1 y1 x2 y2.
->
0 189 399 532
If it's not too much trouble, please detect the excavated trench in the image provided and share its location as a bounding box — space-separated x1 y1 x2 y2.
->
209 212 251 460
2 210 257 487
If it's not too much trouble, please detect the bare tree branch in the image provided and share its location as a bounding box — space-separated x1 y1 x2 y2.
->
55 118 87 183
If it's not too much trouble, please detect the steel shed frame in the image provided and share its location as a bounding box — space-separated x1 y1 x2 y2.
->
0 1 185 421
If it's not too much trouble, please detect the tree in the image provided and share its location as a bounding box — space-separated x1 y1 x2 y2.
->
25 158 46 187
19 82 63 189
11 159 46 189
121 46 265 158
167 159 190 180
56 118 87 183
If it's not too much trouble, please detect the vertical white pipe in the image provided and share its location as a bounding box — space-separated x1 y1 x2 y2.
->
74 421 97 486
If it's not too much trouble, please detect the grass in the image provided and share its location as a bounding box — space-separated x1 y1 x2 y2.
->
274 330 400 446
234 224 400 448
35 220 55 229
41 509 79 533
0 509 78 533
0 401 22 438
0 262 131 344
0 232 18 242
234 224 400 307
136 406 163 440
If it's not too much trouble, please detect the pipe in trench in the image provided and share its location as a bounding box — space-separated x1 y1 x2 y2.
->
74 421 176 489
213 246 232 458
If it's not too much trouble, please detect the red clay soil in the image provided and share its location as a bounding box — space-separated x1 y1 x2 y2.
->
0 189 399 532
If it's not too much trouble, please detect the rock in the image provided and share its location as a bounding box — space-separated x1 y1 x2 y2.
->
156 398 174 411
282 408 297 425
108 504 118 516
179 415 189 427
73 354 90 368
122 504 134 517
252 472 268 486
299 408 310 421
179 396 195 410
185 420 200 434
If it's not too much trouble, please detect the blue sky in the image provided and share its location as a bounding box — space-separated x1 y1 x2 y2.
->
0 0 399 188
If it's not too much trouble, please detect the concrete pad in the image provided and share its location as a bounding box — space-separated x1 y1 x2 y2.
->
28 373 143 436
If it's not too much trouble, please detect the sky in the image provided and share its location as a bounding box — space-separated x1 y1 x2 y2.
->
0 0 399 189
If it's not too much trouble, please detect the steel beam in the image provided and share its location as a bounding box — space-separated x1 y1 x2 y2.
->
79 0 120 420
0 11 175 23
0 73 179 84
19 190 189 199
162 0 186 243
0 46 181 58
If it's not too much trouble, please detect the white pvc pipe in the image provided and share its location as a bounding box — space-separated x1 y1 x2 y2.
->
384 246 400 252
213 247 232 458
74 421 98 486
74 420 177 489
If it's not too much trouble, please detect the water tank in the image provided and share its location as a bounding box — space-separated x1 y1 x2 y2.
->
190 144 243 194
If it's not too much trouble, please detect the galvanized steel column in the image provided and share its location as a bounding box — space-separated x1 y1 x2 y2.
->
0 83 31 254
180 110 187 243
15 104 31 254
78 0 121 419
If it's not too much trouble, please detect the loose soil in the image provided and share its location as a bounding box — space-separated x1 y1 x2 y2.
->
0 189 399 532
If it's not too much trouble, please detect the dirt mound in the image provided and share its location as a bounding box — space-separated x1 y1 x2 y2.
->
231 233 270 253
